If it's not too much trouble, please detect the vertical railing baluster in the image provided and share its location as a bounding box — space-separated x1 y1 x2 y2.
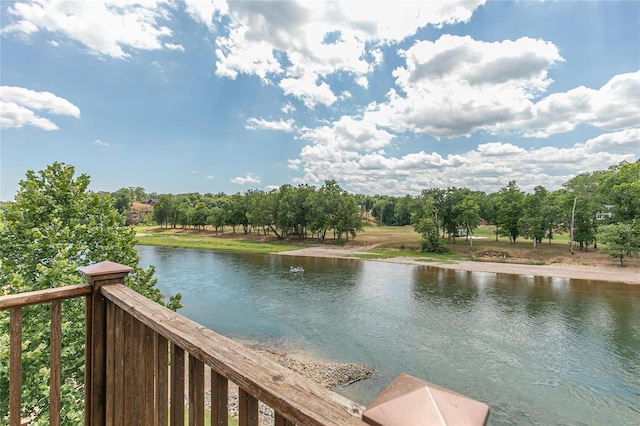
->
123 310 134 424
274 412 294 426
105 300 115 425
238 389 258 426
9 307 22 426
210 370 228 426
189 354 204 426
156 333 169 426
83 291 93 426
170 344 185 425
144 325 155 422
49 301 62 426
134 318 146 423
113 305 125 425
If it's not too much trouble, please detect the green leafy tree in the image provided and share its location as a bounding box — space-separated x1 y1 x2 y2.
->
599 222 640 266
335 191 364 241
564 172 603 250
453 192 481 246
111 187 133 214
519 186 548 249
0 162 181 423
412 197 444 253
152 194 177 228
600 160 640 222
495 181 524 243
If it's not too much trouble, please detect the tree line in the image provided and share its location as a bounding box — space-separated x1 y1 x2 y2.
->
112 160 638 251
113 180 365 242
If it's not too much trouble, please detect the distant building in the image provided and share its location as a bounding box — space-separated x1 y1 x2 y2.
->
596 205 614 221
142 198 159 206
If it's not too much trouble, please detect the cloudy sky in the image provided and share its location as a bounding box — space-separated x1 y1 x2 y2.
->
1 0 639 200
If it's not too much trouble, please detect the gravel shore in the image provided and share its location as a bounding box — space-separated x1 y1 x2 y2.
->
186 345 374 425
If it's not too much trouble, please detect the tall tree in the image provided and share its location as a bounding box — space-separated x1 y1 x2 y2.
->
600 160 640 222
564 172 603 250
412 196 443 253
495 181 525 243
519 186 548 250
0 162 181 423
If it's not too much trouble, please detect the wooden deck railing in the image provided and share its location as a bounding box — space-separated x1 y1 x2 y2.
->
2 260 490 426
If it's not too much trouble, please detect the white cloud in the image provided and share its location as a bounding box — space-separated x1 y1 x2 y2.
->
0 101 58 130
245 117 295 132
300 115 394 152
206 175 214 179
212 1 485 107
364 35 563 138
93 139 110 147
0 86 80 130
0 19 38 35
231 173 261 185
164 42 184 51
279 75 337 108
522 71 640 137
287 158 301 170
356 76 369 89
281 102 296 114
3 0 176 59
184 0 228 29
292 129 639 195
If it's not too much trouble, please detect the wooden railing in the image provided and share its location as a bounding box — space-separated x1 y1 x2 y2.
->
2 261 490 426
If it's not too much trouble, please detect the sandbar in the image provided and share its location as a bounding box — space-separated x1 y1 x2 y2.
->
278 246 640 285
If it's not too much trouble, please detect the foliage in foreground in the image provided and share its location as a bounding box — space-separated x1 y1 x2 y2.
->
598 222 640 266
0 162 181 424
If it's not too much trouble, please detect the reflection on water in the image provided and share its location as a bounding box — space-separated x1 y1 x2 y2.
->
137 246 640 425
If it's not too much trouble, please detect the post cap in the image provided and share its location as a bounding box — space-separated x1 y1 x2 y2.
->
78 260 133 278
363 374 489 426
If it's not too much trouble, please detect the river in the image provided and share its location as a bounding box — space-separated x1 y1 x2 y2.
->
136 245 640 425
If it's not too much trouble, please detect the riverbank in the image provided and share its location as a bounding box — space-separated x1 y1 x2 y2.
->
188 345 374 425
277 246 640 285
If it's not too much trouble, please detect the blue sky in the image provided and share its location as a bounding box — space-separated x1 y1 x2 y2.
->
1 1 639 201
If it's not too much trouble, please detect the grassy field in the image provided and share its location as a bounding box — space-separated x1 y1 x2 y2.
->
134 224 617 267
134 226 305 253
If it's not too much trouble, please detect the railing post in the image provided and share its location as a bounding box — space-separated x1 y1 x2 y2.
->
79 261 132 426
362 374 490 426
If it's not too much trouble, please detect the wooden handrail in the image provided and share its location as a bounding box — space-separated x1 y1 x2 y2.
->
2 284 89 426
0 284 91 310
100 283 365 425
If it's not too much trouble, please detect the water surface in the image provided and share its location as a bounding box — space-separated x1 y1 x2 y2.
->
137 245 640 425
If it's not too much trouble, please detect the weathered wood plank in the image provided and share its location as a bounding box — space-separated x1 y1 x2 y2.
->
170 344 185 426
123 311 134 425
238 389 258 426
84 293 93 426
189 354 204 426
102 284 365 426
105 300 115 425
156 334 169 426
9 307 22 426
145 325 155 423
134 318 146 424
50 301 62 426
274 412 295 426
89 291 107 425
0 284 91 310
210 369 228 426
114 305 125 425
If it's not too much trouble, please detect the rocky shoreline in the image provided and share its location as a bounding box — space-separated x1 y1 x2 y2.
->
191 345 374 425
